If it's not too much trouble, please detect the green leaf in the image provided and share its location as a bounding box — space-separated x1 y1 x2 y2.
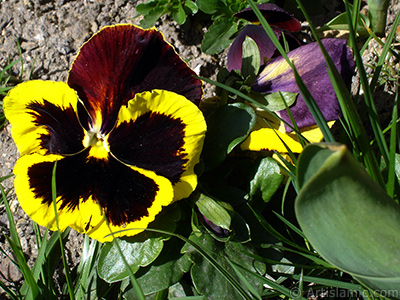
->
98 237 164 283
295 143 400 295
249 157 285 203
195 194 232 231
98 205 181 283
172 1 186 25
241 36 260 79
136 1 166 29
123 239 192 297
202 103 256 171
183 234 265 300
296 143 340 189
184 0 198 14
318 11 369 33
264 91 297 112
1 185 41 299
196 0 221 14
248 91 298 112
201 17 238 55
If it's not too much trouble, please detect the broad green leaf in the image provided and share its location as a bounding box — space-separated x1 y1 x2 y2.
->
123 240 192 297
296 143 341 189
295 143 400 295
317 11 369 34
202 103 256 171
184 0 198 14
241 36 260 79
183 234 265 300
98 205 181 283
195 194 232 231
172 1 186 25
98 237 164 283
196 0 221 14
264 91 297 111
137 3 166 29
201 17 238 54
135 1 162 14
230 210 251 243
248 91 297 112
249 157 285 203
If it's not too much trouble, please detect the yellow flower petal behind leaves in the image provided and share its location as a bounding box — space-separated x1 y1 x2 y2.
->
241 115 335 153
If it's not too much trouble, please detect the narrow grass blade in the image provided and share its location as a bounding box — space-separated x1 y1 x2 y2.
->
229 260 307 299
0 184 41 299
386 91 398 198
246 0 335 142
104 223 146 300
111 227 256 300
198 76 309 146
51 162 75 300
272 211 306 239
344 1 389 164
0 58 21 83
291 0 385 187
247 205 310 253
290 274 363 291
4 236 40 299
369 10 400 91
225 259 262 300
74 236 100 299
0 279 19 300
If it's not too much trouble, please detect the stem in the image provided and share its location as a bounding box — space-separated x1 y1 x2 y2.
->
367 0 390 36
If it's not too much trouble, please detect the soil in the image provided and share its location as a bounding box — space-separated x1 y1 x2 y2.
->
0 0 399 298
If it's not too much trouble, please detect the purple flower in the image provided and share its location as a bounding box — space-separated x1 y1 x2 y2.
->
227 3 301 71
241 38 355 153
252 38 355 131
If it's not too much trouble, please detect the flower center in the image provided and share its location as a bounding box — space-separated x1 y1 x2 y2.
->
83 131 109 159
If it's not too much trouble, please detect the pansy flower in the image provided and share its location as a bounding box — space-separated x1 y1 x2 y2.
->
4 25 206 242
227 3 301 71
241 38 355 153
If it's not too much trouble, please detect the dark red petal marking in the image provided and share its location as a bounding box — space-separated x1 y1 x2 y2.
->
27 100 85 155
109 111 188 183
234 3 301 32
68 25 203 134
28 149 159 226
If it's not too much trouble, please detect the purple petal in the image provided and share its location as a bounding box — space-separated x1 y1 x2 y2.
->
252 38 355 131
234 3 301 32
200 213 230 238
227 25 280 71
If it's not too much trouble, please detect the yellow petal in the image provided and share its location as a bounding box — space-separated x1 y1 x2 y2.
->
13 152 174 242
241 112 334 153
3 80 83 156
110 89 207 201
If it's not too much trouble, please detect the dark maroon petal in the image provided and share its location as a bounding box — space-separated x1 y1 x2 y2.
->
108 111 188 184
227 25 280 71
29 149 159 226
234 3 301 32
27 100 85 155
252 39 355 131
68 25 202 134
